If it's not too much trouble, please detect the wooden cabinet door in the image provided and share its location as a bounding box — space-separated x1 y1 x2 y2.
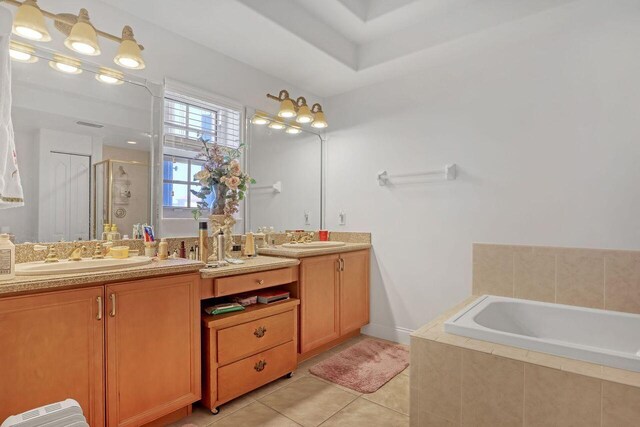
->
299 254 340 353
0 287 105 427
106 274 200 427
339 250 370 335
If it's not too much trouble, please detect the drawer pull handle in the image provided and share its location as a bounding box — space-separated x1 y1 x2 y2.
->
254 326 267 338
254 360 267 372
257 279 265 285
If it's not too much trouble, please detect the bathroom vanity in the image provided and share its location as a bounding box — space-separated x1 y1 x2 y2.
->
0 239 371 426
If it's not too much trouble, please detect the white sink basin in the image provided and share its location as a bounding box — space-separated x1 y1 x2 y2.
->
15 256 153 276
281 241 347 249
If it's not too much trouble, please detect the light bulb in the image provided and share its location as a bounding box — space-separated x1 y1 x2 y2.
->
71 41 96 55
116 56 140 69
49 55 82 74
251 116 269 125
10 50 32 61
95 68 124 85
14 26 43 40
286 127 302 134
268 122 285 130
56 63 79 73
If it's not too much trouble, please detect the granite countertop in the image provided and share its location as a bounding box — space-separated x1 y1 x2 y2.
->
0 258 205 296
412 295 640 389
200 255 299 279
257 242 372 258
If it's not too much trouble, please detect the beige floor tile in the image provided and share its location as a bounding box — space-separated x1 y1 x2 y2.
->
245 371 306 400
310 373 362 396
524 364 601 427
168 398 255 427
210 401 300 426
321 398 409 427
259 376 358 427
362 373 409 415
400 366 410 376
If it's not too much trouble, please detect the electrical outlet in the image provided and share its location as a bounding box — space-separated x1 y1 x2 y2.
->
339 211 346 226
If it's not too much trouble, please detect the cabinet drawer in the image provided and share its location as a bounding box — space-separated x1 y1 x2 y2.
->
217 310 295 365
213 267 297 297
217 341 296 403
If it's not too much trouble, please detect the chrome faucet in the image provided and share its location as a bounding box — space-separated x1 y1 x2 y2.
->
68 244 87 261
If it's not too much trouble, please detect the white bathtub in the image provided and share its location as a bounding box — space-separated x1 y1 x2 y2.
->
444 295 640 372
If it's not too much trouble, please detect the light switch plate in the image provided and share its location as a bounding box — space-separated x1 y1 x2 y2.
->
339 211 346 226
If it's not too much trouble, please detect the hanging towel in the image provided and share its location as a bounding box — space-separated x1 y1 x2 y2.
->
0 7 24 209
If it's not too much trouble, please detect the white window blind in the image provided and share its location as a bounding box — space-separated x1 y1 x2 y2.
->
163 90 243 152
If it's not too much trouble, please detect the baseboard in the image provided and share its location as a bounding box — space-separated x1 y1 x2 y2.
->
362 323 413 345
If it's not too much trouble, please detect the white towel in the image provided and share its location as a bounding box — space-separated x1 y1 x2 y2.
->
0 7 24 209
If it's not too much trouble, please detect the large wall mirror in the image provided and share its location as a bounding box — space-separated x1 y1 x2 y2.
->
0 47 156 243
245 107 323 232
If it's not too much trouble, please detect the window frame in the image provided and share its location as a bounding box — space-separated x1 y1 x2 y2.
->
164 97 219 144
162 154 207 210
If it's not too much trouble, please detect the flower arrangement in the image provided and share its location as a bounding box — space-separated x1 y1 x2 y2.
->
190 136 255 218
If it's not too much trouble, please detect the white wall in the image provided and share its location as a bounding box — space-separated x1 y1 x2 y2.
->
324 0 640 343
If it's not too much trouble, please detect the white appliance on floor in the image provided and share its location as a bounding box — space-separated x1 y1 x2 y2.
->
1 399 89 427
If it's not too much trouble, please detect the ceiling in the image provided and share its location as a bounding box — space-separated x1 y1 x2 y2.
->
101 0 577 97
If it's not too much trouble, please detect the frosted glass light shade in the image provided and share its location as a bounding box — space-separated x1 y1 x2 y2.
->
65 11 101 56
286 126 302 134
49 55 82 74
9 41 38 63
295 104 313 124
278 98 297 118
96 67 124 85
311 111 328 128
268 122 285 130
251 116 269 125
12 0 51 41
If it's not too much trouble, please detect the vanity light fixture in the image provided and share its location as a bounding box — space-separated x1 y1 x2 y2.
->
12 0 51 41
310 103 328 129
286 126 302 134
96 67 124 85
251 115 270 125
49 54 82 74
267 90 327 128
114 26 145 70
268 121 286 130
4 0 146 69
64 9 100 56
9 40 38 63
295 97 314 124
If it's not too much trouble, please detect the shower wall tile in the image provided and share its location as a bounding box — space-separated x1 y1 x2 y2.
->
604 252 640 314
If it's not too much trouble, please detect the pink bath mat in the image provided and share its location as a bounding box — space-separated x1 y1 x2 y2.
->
309 339 409 393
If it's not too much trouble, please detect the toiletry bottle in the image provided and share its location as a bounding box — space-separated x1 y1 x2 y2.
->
189 246 195 260
216 230 225 262
158 238 168 260
179 241 186 258
195 244 199 260
0 234 15 281
199 222 209 262
244 232 256 257
102 224 111 241
110 224 121 241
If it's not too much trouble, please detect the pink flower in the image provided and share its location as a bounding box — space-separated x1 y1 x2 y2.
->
226 175 241 190
229 160 241 176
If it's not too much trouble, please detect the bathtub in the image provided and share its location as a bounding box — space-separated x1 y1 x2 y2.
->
444 295 640 372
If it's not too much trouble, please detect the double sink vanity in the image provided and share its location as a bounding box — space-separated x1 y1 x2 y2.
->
0 234 371 427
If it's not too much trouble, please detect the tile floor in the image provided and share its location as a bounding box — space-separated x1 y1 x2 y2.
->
170 335 410 427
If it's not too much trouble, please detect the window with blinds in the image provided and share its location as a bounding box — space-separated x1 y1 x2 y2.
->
163 91 243 152
163 91 243 212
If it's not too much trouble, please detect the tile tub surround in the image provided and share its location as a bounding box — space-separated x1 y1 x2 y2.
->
410 296 640 427
473 243 640 314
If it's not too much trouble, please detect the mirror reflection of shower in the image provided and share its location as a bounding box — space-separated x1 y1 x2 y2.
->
93 159 150 239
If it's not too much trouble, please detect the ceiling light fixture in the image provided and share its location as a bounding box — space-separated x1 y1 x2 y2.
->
9 40 38 63
267 90 327 128
12 0 51 41
64 9 100 56
49 54 82 74
96 67 124 85
310 104 328 129
114 26 145 69
4 0 146 70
